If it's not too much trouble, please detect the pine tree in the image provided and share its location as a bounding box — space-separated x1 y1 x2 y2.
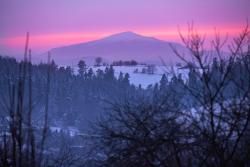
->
118 72 124 82
123 73 130 85
78 60 87 77
159 74 168 90
105 66 115 81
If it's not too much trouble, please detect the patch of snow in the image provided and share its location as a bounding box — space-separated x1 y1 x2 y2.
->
50 126 79 137
90 65 189 88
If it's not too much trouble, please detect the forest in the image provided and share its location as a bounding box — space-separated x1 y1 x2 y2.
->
0 25 250 167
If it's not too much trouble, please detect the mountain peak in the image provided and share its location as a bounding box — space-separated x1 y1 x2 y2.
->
101 31 156 42
115 31 141 36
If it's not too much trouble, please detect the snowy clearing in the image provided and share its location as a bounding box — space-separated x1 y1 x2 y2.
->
73 65 189 88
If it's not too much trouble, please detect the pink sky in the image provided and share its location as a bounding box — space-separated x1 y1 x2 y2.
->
0 0 249 55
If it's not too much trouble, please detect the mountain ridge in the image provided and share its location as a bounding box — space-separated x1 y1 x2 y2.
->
48 31 188 66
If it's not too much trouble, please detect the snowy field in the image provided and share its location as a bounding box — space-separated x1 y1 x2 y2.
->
88 65 189 88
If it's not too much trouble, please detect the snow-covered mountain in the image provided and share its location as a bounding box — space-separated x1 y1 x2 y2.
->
48 31 188 66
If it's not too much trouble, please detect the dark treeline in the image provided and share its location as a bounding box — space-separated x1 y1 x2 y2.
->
0 57 136 128
112 60 138 66
0 25 250 167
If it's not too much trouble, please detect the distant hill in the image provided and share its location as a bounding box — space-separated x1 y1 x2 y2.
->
48 31 189 66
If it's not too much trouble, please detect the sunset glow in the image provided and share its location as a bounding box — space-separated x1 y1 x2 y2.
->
0 25 245 54
0 0 249 55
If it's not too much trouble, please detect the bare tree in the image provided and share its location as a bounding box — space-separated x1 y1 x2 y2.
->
88 95 188 167
95 57 103 67
0 33 52 167
170 22 250 166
